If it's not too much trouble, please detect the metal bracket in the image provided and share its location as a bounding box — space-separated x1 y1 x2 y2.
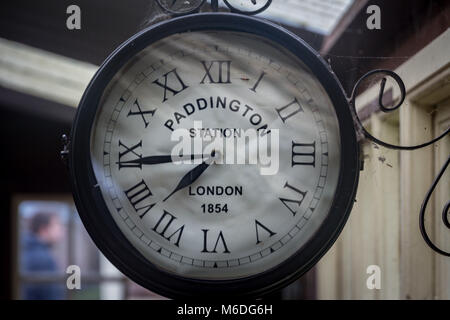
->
60 134 70 168
156 0 272 16
350 69 450 256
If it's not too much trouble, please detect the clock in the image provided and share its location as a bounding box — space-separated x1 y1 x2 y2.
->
68 13 359 298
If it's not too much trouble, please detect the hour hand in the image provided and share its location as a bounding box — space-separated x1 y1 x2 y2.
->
117 154 207 166
163 161 210 202
163 150 216 202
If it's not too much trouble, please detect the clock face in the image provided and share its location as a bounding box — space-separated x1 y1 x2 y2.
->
90 30 340 280
71 13 358 297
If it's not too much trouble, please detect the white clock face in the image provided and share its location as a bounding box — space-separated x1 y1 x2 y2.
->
90 31 341 280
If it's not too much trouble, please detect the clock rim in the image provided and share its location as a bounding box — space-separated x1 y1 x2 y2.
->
69 12 359 299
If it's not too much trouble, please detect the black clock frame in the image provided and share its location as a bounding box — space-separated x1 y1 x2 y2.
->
69 13 360 299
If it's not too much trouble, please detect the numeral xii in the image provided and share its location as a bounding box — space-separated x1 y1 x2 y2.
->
200 60 232 84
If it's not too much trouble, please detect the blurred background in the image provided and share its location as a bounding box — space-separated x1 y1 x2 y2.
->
0 0 449 300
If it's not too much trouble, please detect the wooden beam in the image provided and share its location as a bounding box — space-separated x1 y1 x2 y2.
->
320 0 369 55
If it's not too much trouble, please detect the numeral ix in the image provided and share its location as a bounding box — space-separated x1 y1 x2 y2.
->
118 140 142 170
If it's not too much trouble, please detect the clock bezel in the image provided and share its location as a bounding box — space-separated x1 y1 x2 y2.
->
69 12 359 298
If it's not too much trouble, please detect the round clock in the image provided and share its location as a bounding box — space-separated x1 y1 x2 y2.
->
69 13 359 298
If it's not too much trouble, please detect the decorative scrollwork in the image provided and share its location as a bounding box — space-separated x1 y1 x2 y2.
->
350 69 450 150
419 156 450 256
60 134 70 168
350 69 450 256
223 0 272 15
156 0 272 16
156 0 206 15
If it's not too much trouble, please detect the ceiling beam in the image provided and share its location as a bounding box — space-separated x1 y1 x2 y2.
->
320 0 369 55
0 37 97 108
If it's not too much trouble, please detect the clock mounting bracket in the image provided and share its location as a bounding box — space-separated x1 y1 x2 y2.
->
155 0 272 16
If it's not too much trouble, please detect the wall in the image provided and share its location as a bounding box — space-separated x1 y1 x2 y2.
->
316 30 450 300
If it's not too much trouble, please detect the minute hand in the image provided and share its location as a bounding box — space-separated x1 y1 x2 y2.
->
118 154 207 166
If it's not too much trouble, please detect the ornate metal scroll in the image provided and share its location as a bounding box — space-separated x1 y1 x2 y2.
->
156 0 272 16
156 0 206 15
350 69 450 256
420 156 450 256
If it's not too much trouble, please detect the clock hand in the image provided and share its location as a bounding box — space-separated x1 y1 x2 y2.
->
163 151 216 202
118 154 207 166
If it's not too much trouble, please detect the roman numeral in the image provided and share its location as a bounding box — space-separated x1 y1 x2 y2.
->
279 182 308 216
276 98 303 123
255 220 276 245
127 98 156 128
250 71 266 92
118 140 142 170
292 141 316 167
152 68 189 102
152 210 185 247
200 60 232 84
201 229 230 253
124 179 156 218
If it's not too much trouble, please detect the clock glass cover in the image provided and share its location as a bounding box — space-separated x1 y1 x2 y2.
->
90 30 341 280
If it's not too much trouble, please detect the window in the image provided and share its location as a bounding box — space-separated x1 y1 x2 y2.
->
12 195 164 300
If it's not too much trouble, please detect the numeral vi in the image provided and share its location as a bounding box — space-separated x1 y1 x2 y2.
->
201 229 230 253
